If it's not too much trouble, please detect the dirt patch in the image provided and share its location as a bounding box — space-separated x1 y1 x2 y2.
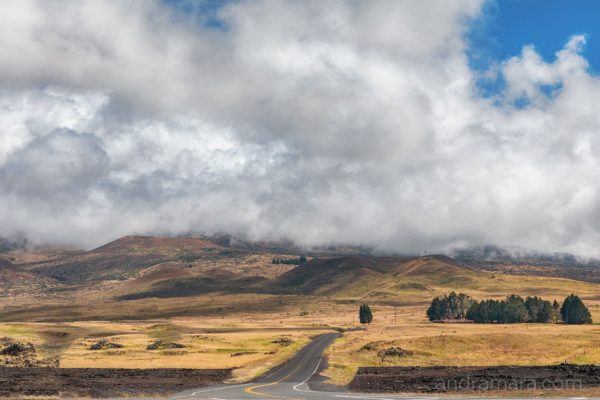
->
359 341 384 351
350 364 600 393
376 347 413 360
271 337 293 346
231 351 257 357
0 367 232 398
146 340 186 350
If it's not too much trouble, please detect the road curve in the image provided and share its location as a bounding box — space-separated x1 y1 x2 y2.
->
172 332 339 400
171 333 599 400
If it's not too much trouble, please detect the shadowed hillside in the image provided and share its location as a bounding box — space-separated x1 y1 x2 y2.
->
273 255 481 296
274 256 410 294
0 259 64 296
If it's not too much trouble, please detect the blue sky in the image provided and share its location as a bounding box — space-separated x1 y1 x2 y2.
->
468 0 599 73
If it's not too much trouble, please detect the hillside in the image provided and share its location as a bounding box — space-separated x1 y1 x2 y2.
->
274 256 411 294
456 245 600 283
2 235 599 310
0 235 599 323
273 254 600 304
274 255 477 295
91 235 221 255
23 236 224 283
0 259 63 296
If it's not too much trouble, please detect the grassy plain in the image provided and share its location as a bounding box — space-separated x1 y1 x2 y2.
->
0 319 331 382
322 307 600 385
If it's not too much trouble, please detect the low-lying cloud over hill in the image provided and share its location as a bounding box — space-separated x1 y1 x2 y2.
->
1 1 600 256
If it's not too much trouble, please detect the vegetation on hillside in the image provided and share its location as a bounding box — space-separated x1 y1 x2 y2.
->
271 256 308 265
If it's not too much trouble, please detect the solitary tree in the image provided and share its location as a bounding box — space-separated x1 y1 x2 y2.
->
359 304 373 324
561 294 593 324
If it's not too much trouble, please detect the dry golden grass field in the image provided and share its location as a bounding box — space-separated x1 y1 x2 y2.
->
0 319 332 382
1 295 599 385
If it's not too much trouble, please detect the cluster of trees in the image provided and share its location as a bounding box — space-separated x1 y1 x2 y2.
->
271 255 308 265
426 292 474 321
466 295 558 323
359 303 373 324
427 292 592 325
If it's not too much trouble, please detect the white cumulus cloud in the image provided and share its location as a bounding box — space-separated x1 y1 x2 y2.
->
1 0 600 257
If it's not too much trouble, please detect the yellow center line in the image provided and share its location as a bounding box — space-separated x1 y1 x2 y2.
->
244 363 303 398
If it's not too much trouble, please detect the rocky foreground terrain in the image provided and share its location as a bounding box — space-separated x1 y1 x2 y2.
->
0 367 232 397
350 365 600 393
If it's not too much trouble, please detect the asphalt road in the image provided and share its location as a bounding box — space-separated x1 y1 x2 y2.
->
171 333 598 400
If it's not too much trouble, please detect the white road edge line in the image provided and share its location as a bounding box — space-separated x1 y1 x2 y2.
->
292 355 445 400
292 357 322 392
171 383 253 398
175 333 335 399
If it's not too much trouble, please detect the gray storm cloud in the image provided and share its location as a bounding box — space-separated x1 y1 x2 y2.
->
1 0 600 256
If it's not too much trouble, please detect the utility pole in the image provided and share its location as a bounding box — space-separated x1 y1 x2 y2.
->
394 307 397 325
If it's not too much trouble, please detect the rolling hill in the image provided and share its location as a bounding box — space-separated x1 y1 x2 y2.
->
2 235 599 306
273 255 478 295
1 235 600 323
22 236 223 283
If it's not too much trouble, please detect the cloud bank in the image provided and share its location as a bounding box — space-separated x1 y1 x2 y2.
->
1 0 600 256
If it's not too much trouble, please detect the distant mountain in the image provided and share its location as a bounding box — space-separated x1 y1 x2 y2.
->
6 234 600 299
454 244 600 283
203 233 374 256
91 235 221 255
453 244 600 266
24 235 224 283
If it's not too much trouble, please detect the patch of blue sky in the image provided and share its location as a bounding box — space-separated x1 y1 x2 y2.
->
162 0 232 30
466 0 599 98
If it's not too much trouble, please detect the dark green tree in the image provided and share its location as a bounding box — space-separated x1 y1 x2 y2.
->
359 303 373 324
525 296 553 323
467 295 552 323
299 255 308 264
426 292 473 321
561 294 593 324
426 297 444 321
502 295 530 323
